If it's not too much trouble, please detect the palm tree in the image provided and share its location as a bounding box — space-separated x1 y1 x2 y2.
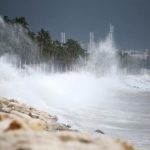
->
15 17 29 29
36 29 52 58
65 39 87 63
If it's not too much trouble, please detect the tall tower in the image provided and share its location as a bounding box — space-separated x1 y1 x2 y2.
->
89 32 94 51
61 32 66 45
109 24 114 41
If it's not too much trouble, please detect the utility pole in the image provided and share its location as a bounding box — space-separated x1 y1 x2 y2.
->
89 32 94 51
61 32 66 45
109 24 114 41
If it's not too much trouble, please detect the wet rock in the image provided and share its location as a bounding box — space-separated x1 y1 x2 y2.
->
28 119 46 131
5 119 23 131
0 131 138 150
95 129 104 134
11 110 31 120
0 98 72 132
0 97 139 150
0 113 9 120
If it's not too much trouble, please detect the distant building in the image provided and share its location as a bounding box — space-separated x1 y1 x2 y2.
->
120 49 150 60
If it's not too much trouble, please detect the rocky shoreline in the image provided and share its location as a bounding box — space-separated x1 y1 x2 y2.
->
0 97 138 150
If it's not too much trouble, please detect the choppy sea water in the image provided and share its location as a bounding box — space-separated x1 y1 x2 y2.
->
53 91 150 150
0 60 150 149
43 74 150 150
0 16 149 149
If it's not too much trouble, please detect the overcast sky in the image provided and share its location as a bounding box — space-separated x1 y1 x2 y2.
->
0 0 150 50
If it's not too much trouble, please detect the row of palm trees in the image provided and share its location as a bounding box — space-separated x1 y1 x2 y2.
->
3 16 88 71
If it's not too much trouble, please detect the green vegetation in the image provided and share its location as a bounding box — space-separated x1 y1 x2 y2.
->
3 16 87 70
2 16 150 72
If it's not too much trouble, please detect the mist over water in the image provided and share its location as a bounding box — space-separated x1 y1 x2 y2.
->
0 17 150 149
86 25 118 75
0 17 39 64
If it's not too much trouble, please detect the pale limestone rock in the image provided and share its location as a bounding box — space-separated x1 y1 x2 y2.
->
0 97 139 150
28 119 47 131
0 131 137 150
11 110 31 120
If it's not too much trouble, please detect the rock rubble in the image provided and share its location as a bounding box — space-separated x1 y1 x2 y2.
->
0 97 138 150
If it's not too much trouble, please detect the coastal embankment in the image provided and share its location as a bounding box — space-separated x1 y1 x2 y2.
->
0 97 138 150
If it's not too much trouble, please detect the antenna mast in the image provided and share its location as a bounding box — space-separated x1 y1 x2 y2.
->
90 32 94 51
61 32 66 45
